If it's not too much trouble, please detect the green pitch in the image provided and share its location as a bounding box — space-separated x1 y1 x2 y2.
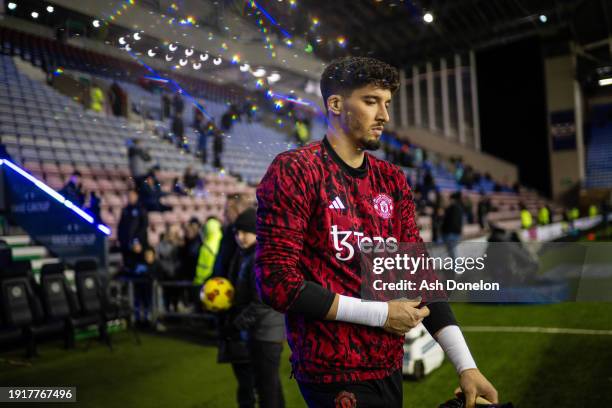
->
1 301 611 407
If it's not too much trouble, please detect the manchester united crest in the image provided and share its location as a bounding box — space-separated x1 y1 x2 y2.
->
373 193 394 219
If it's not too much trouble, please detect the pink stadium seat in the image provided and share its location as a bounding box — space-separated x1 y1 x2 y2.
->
162 212 179 224
148 212 164 226
42 162 60 176
59 163 75 175
24 161 43 174
97 179 114 192
46 176 64 190
81 178 98 192
75 165 93 176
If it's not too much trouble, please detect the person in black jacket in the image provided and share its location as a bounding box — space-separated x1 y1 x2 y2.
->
232 208 285 408
118 190 148 272
59 171 85 207
442 191 464 259
214 193 257 408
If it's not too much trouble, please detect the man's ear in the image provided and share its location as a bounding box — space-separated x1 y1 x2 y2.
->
326 95 343 116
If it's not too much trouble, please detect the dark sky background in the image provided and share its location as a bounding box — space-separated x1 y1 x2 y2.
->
477 37 551 197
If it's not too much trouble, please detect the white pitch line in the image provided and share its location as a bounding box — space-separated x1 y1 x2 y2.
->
461 326 612 336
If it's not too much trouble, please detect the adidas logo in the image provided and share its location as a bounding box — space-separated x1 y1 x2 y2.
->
328 196 346 210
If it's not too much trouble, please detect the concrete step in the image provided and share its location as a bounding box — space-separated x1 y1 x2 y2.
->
11 246 48 260
0 235 30 247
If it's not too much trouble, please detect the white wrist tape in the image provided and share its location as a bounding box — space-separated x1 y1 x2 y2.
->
335 295 389 327
436 325 477 374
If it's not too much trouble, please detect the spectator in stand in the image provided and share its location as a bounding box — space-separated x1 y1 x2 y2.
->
193 110 207 163
194 217 223 286
108 82 125 117
157 225 183 313
60 171 85 207
231 208 286 408
162 93 171 120
294 119 310 147
477 192 492 230
173 92 185 116
432 204 445 244
172 177 187 196
118 190 148 272
139 173 172 212
131 246 162 327
221 104 239 131
128 139 152 187
520 202 533 229
442 191 464 259
90 82 106 114
172 111 186 150
421 169 435 201
86 191 102 223
538 205 551 225
178 217 203 308
213 129 224 169
463 195 474 224
183 166 199 192
461 165 474 189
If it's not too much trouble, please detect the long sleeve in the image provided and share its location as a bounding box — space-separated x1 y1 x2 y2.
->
396 171 457 335
255 153 313 313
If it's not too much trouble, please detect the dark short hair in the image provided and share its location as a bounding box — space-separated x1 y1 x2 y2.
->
72 171 82 177
320 57 399 112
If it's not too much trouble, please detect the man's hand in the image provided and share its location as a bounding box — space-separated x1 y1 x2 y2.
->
458 368 498 408
383 299 430 335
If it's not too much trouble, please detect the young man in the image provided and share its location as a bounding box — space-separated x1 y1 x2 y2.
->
255 57 498 408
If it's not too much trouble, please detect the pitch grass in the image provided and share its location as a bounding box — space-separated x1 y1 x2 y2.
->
1 302 611 408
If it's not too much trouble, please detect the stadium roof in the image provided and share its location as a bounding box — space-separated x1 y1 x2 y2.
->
250 0 611 66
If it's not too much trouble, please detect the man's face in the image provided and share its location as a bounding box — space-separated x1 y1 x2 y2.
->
128 191 138 205
225 200 239 224
336 84 391 151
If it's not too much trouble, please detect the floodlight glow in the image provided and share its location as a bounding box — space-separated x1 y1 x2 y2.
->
253 68 266 77
599 78 612 86
423 13 434 23
267 72 281 83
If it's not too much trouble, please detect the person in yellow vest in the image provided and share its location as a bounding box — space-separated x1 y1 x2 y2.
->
90 83 105 113
589 204 599 218
194 217 223 285
294 119 310 146
568 207 580 221
520 203 533 229
537 206 550 225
